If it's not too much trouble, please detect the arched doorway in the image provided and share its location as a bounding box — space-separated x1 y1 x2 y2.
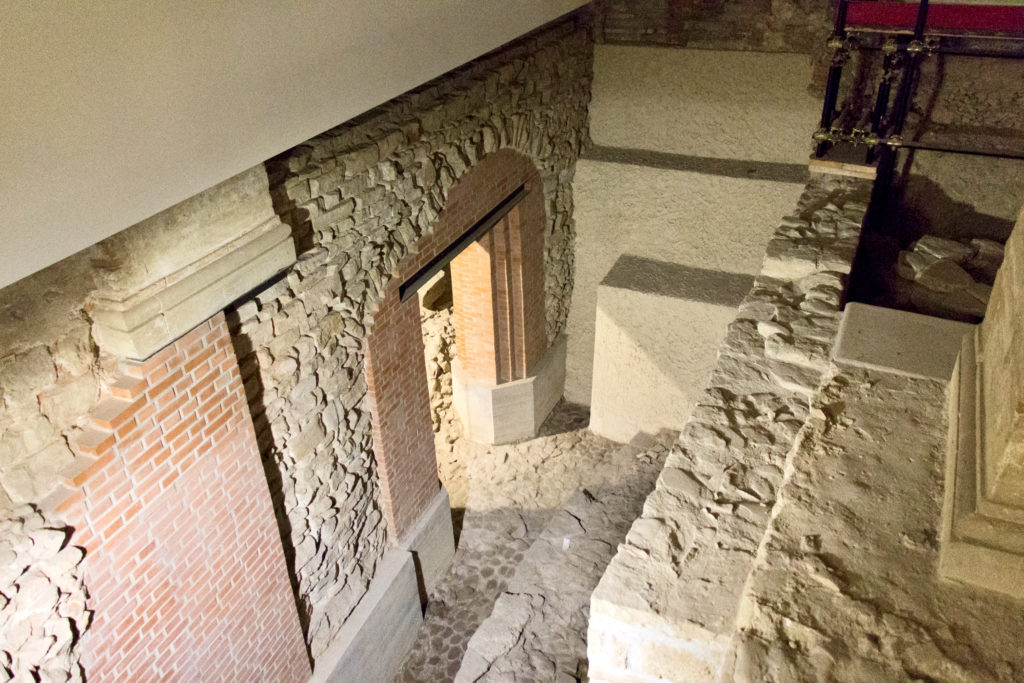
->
363 149 564 573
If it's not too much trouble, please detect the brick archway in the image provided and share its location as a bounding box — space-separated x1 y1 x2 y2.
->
364 149 547 541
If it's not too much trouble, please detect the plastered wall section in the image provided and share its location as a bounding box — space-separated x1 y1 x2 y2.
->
50 314 309 682
227 16 592 658
979 205 1024 505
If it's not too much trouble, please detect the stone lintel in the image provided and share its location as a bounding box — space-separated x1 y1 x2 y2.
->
941 328 1024 597
90 219 295 360
452 333 566 444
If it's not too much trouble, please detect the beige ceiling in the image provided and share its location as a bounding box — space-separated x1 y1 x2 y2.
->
0 0 588 290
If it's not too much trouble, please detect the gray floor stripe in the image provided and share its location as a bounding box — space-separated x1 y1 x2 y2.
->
583 144 809 183
600 254 753 307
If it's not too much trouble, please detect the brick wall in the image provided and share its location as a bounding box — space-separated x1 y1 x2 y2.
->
365 148 548 540
53 313 310 682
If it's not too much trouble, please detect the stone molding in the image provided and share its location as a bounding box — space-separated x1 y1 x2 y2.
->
941 327 1024 596
90 219 295 360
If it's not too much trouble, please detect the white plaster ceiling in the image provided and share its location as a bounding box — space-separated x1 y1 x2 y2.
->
0 0 588 290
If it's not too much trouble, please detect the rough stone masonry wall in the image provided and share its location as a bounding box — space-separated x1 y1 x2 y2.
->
0 506 89 683
588 173 872 683
227 16 592 658
596 0 831 54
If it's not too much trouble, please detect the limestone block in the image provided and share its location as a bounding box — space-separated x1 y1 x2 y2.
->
91 219 296 360
397 487 455 597
311 550 422 683
833 303 973 381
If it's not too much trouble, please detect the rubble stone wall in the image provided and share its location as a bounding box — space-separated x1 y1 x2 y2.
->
0 506 89 683
227 15 592 658
596 0 831 53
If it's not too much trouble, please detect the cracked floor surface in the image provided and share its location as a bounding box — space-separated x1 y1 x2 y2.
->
395 402 662 683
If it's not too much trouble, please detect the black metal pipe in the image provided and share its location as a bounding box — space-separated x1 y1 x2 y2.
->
866 46 900 163
815 0 851 158
890 0 930 140
895 140 1024 160
877 0 930 192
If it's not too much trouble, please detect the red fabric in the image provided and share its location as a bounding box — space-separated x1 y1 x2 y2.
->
845 2 1024 34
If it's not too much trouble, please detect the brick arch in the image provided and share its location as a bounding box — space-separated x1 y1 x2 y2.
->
364 148 547 540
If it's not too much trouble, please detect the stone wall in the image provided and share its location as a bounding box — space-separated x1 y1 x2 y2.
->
0 506 88 683
226 15 592 658
419 275 457 434
596 0 831 53
588 173 871 682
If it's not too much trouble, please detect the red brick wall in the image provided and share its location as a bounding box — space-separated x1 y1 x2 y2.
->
451 236 501 384
365 148 548 540
53 313 310 682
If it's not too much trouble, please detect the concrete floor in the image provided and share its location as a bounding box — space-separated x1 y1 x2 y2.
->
565 45 820 406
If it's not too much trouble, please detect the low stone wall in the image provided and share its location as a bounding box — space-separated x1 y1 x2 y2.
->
587 173 872 682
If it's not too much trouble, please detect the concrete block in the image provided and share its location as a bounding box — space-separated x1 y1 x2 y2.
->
589 259 750 443
312 550 422 683
398 487 455 598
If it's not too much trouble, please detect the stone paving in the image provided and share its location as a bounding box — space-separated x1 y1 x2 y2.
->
395 403 666 683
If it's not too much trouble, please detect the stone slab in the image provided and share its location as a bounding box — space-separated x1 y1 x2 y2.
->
833 302 974 381
312 549 422 683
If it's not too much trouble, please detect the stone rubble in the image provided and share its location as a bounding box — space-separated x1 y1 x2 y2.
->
893 235 1004 320
455 432 676 683
396 403 657 683
0 506 89 683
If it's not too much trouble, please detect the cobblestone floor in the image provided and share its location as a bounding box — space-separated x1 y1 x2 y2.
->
395 402 634 683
